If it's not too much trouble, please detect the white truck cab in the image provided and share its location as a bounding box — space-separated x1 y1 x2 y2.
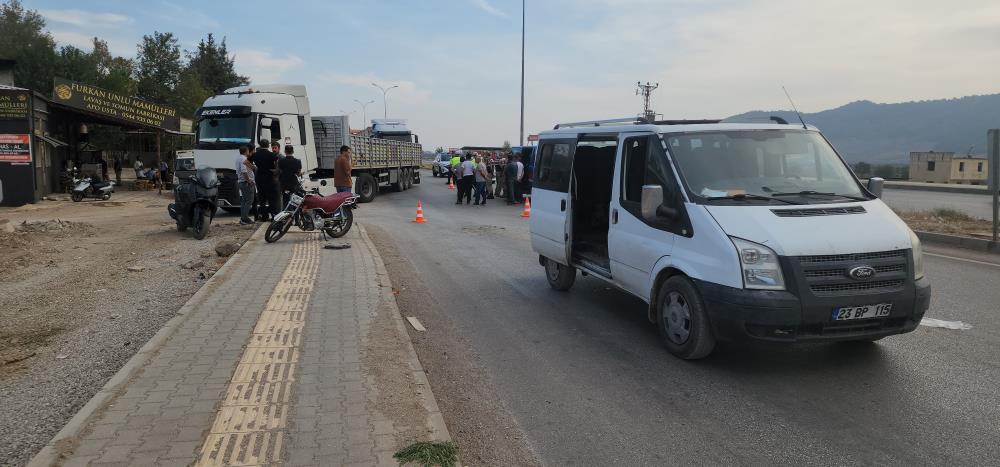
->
530 118 930 359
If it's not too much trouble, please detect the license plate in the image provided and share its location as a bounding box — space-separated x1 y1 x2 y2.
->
290 194 304 205
832 303 892 321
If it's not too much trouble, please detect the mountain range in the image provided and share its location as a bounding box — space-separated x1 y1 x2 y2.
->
727 93 1000 164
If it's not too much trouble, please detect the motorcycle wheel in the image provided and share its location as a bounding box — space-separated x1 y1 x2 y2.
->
176 220 186 232
265 217 293 243
71 192 83 202
192 207 211 240
102 193 111 201
324 208 354 238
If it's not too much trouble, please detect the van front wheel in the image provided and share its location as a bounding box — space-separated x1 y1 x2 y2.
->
657 276 715 359
544 258 576 291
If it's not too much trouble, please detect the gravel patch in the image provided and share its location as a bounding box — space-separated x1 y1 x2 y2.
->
0 193 255 467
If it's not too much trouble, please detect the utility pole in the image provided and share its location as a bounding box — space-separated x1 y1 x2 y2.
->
519 0 526 147
636 81 659 122
372 83 399 119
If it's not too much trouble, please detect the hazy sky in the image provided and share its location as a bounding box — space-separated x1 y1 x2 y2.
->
27 0 1000 149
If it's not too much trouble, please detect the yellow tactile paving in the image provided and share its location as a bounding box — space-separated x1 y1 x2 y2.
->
196 238 319 466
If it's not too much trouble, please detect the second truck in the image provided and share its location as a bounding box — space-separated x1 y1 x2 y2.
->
192 84 421 210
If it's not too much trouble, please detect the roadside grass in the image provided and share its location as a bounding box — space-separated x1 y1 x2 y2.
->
893 208 993 238
394 441 459 467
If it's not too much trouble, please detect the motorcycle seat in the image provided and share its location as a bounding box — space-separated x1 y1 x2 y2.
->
303 192 354 214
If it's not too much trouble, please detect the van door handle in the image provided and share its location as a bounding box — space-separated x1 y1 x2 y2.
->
612 208 619 224
561 200 566 211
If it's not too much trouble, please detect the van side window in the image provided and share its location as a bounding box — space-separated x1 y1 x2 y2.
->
621 135 686 232
535 142 573 192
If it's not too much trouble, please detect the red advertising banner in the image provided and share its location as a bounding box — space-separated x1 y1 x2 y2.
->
0 134 31 163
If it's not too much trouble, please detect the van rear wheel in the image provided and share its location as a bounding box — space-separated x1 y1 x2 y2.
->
656 276 715 359
544 258 576 291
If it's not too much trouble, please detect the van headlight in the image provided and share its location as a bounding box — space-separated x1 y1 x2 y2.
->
909 229 925 280
731 237 785 290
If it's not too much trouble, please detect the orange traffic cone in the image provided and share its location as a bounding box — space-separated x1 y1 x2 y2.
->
520 196 532 218
413 200 427 223
448 179 455 190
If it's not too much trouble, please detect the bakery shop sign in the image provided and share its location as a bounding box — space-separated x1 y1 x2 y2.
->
52 77 181 132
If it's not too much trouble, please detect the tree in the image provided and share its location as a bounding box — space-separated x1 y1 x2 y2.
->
173 67 211 118
186 33 248 94
502 140 512 152
135 31 182 105
873 164 898 179
0 0 56 92
434 146 444 154
91 38 135 95
54 44 100 84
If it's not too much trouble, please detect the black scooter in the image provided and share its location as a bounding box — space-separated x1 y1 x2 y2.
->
169 166 219 240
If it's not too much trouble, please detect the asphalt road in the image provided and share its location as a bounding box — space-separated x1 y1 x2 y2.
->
360 179 1000 466
881 187 995 219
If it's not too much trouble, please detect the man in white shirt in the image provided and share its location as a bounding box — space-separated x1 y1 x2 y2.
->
235 145 257 225
457 155 477 204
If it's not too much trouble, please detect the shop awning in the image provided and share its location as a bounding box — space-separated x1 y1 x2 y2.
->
36 133 68 147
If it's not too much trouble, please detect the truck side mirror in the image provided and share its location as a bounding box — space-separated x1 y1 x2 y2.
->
641 185 664 221
260 128 272 143
867 177 885 198
260 117 273 127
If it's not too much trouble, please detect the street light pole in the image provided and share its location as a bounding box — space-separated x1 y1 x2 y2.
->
353 99 374 129
372 83 399 119
519 0 525 147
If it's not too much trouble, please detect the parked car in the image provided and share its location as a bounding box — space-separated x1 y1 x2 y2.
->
529 118 930 360
432 153 452 177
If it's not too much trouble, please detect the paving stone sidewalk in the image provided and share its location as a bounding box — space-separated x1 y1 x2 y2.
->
28 224 450 467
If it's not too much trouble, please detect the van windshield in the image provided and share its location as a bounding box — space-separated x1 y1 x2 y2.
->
664 130 867 204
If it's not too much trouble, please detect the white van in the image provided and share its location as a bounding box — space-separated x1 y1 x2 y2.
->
530 118 931 359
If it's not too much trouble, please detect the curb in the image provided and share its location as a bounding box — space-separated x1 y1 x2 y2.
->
915 230 999 253
356 223 453 444
27 225 267 467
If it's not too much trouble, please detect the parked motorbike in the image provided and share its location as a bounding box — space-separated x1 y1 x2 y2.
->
168 166 220 240
265 186 358 243
71 172 114 202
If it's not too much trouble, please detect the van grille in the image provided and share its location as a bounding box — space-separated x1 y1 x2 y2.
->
771 206 866 217
793 250 910 296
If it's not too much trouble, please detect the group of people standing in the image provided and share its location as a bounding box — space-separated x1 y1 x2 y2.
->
235 138 303 225
447 152 527 206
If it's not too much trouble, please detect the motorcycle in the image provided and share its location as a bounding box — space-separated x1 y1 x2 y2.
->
265 186 358 243
168 166 220 240
71 172 114 202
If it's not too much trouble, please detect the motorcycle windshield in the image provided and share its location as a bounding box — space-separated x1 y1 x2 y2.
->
195 166 219 188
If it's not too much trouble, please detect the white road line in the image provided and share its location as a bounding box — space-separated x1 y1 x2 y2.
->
925 252 1000 268
920 318 973 330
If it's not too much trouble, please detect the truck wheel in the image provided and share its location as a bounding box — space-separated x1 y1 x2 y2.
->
403 168 413 190
544 258 576 291
356 173 377 203
656 276 715 360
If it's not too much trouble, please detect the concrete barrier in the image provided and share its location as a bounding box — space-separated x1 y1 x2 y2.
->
882 180 990 195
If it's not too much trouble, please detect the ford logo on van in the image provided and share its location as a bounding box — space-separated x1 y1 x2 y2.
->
848 266 876 281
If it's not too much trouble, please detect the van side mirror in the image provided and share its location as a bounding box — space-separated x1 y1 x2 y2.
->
867 177 885 198
641 185 664 221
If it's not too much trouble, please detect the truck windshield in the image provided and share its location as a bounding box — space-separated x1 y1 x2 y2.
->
197 116 254 147
664 130 867 203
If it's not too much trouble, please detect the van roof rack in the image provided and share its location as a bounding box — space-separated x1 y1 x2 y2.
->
553 117 722 130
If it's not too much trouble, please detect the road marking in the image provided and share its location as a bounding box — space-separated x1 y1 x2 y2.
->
406 316 427 332
925 252 1000 268
920 318 973 330
196 238 319 466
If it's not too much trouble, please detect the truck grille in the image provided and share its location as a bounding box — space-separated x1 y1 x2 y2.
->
793 250 909 296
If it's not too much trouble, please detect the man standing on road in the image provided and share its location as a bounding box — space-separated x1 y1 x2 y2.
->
334 145 353 193
474 154 489 206
505 155 521 205
449 152 461 186
251 138 279 221
236 145 257 225
458 154 476 205
113 153 123 186
278 145 303 203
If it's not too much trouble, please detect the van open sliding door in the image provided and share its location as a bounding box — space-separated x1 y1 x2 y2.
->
529 138 576 266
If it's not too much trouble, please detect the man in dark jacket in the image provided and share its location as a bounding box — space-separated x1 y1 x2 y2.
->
250 138 279 220
278 145 303 205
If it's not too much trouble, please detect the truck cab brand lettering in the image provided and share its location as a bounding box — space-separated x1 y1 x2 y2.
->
201 109 232 116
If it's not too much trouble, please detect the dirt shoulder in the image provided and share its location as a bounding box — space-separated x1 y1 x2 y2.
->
0 192 254 467
895 208 995 238
366 224 542 467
